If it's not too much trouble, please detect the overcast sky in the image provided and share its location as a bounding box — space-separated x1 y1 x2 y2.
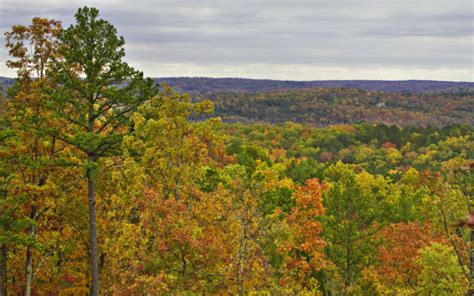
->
0 0 472 81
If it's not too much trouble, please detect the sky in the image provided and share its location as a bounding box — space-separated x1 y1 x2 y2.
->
0 0 472 81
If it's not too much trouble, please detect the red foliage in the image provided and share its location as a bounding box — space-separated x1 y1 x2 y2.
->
382 142 397 149
375 222 445 284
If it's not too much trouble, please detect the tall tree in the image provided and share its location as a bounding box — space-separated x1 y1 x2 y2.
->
48 7 157 295
3 17 62 296
0 98 15 296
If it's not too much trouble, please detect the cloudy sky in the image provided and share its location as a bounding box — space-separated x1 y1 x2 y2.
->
0 0 472 81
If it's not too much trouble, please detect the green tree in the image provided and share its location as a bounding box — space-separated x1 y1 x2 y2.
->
48 7 157 295
321 162 389 291
416 243 468 295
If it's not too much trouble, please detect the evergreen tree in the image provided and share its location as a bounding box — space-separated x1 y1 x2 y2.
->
48 7 157 294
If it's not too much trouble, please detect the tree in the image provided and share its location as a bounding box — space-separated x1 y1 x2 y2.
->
100 86 221 294
361 222 445 294
48 7 157 295
3 17 62 296
416 243 468 295
321 162 389 292
0 107 19 296
219 164 269 295
278 178 329 293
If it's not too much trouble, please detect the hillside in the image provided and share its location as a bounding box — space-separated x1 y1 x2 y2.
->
2 76 473 94
156 77 474 94
201 87 474 127
2 77 473 127
0 77 15 90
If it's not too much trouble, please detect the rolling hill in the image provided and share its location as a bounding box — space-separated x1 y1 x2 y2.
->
1 77 473 127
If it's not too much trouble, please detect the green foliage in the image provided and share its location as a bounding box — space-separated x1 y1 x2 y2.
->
321 162 391 286
49 6 158 158
415 243 468 295
259 187 294 215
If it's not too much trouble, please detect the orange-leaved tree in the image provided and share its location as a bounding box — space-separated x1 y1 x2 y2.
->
279 178 329 293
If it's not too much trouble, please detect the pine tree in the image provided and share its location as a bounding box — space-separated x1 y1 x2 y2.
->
48 7 157 295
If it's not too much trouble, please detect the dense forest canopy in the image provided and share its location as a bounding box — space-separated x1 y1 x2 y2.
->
155 77 474 94
0 7 473 296
201 87 474 127
2 77 474 95
3 78 473 127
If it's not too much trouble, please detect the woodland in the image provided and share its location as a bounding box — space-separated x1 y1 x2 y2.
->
0 7 473 296
198 87 474 127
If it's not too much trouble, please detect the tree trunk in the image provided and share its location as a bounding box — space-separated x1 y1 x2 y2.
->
236 219 247 296
23 204 37 296
344 204 354 290
23 247 32 296
23 226 35 296
1 242 6 296
87 158 99 296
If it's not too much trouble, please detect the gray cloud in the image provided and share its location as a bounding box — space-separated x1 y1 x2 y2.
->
0 0 472 80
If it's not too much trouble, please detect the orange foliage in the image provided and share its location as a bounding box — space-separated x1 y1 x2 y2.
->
373 222 446 285
382 142 397 149
279 178 329 290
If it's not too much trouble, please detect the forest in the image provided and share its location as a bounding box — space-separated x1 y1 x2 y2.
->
154 77 474 94
198 87 474 127
1 7 473 296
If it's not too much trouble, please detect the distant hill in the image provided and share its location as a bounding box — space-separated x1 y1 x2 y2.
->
155 77 474 94
2 76 473 94
154 77 474 127
201 87 474 127
0 77 15 91
1 77 473 127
